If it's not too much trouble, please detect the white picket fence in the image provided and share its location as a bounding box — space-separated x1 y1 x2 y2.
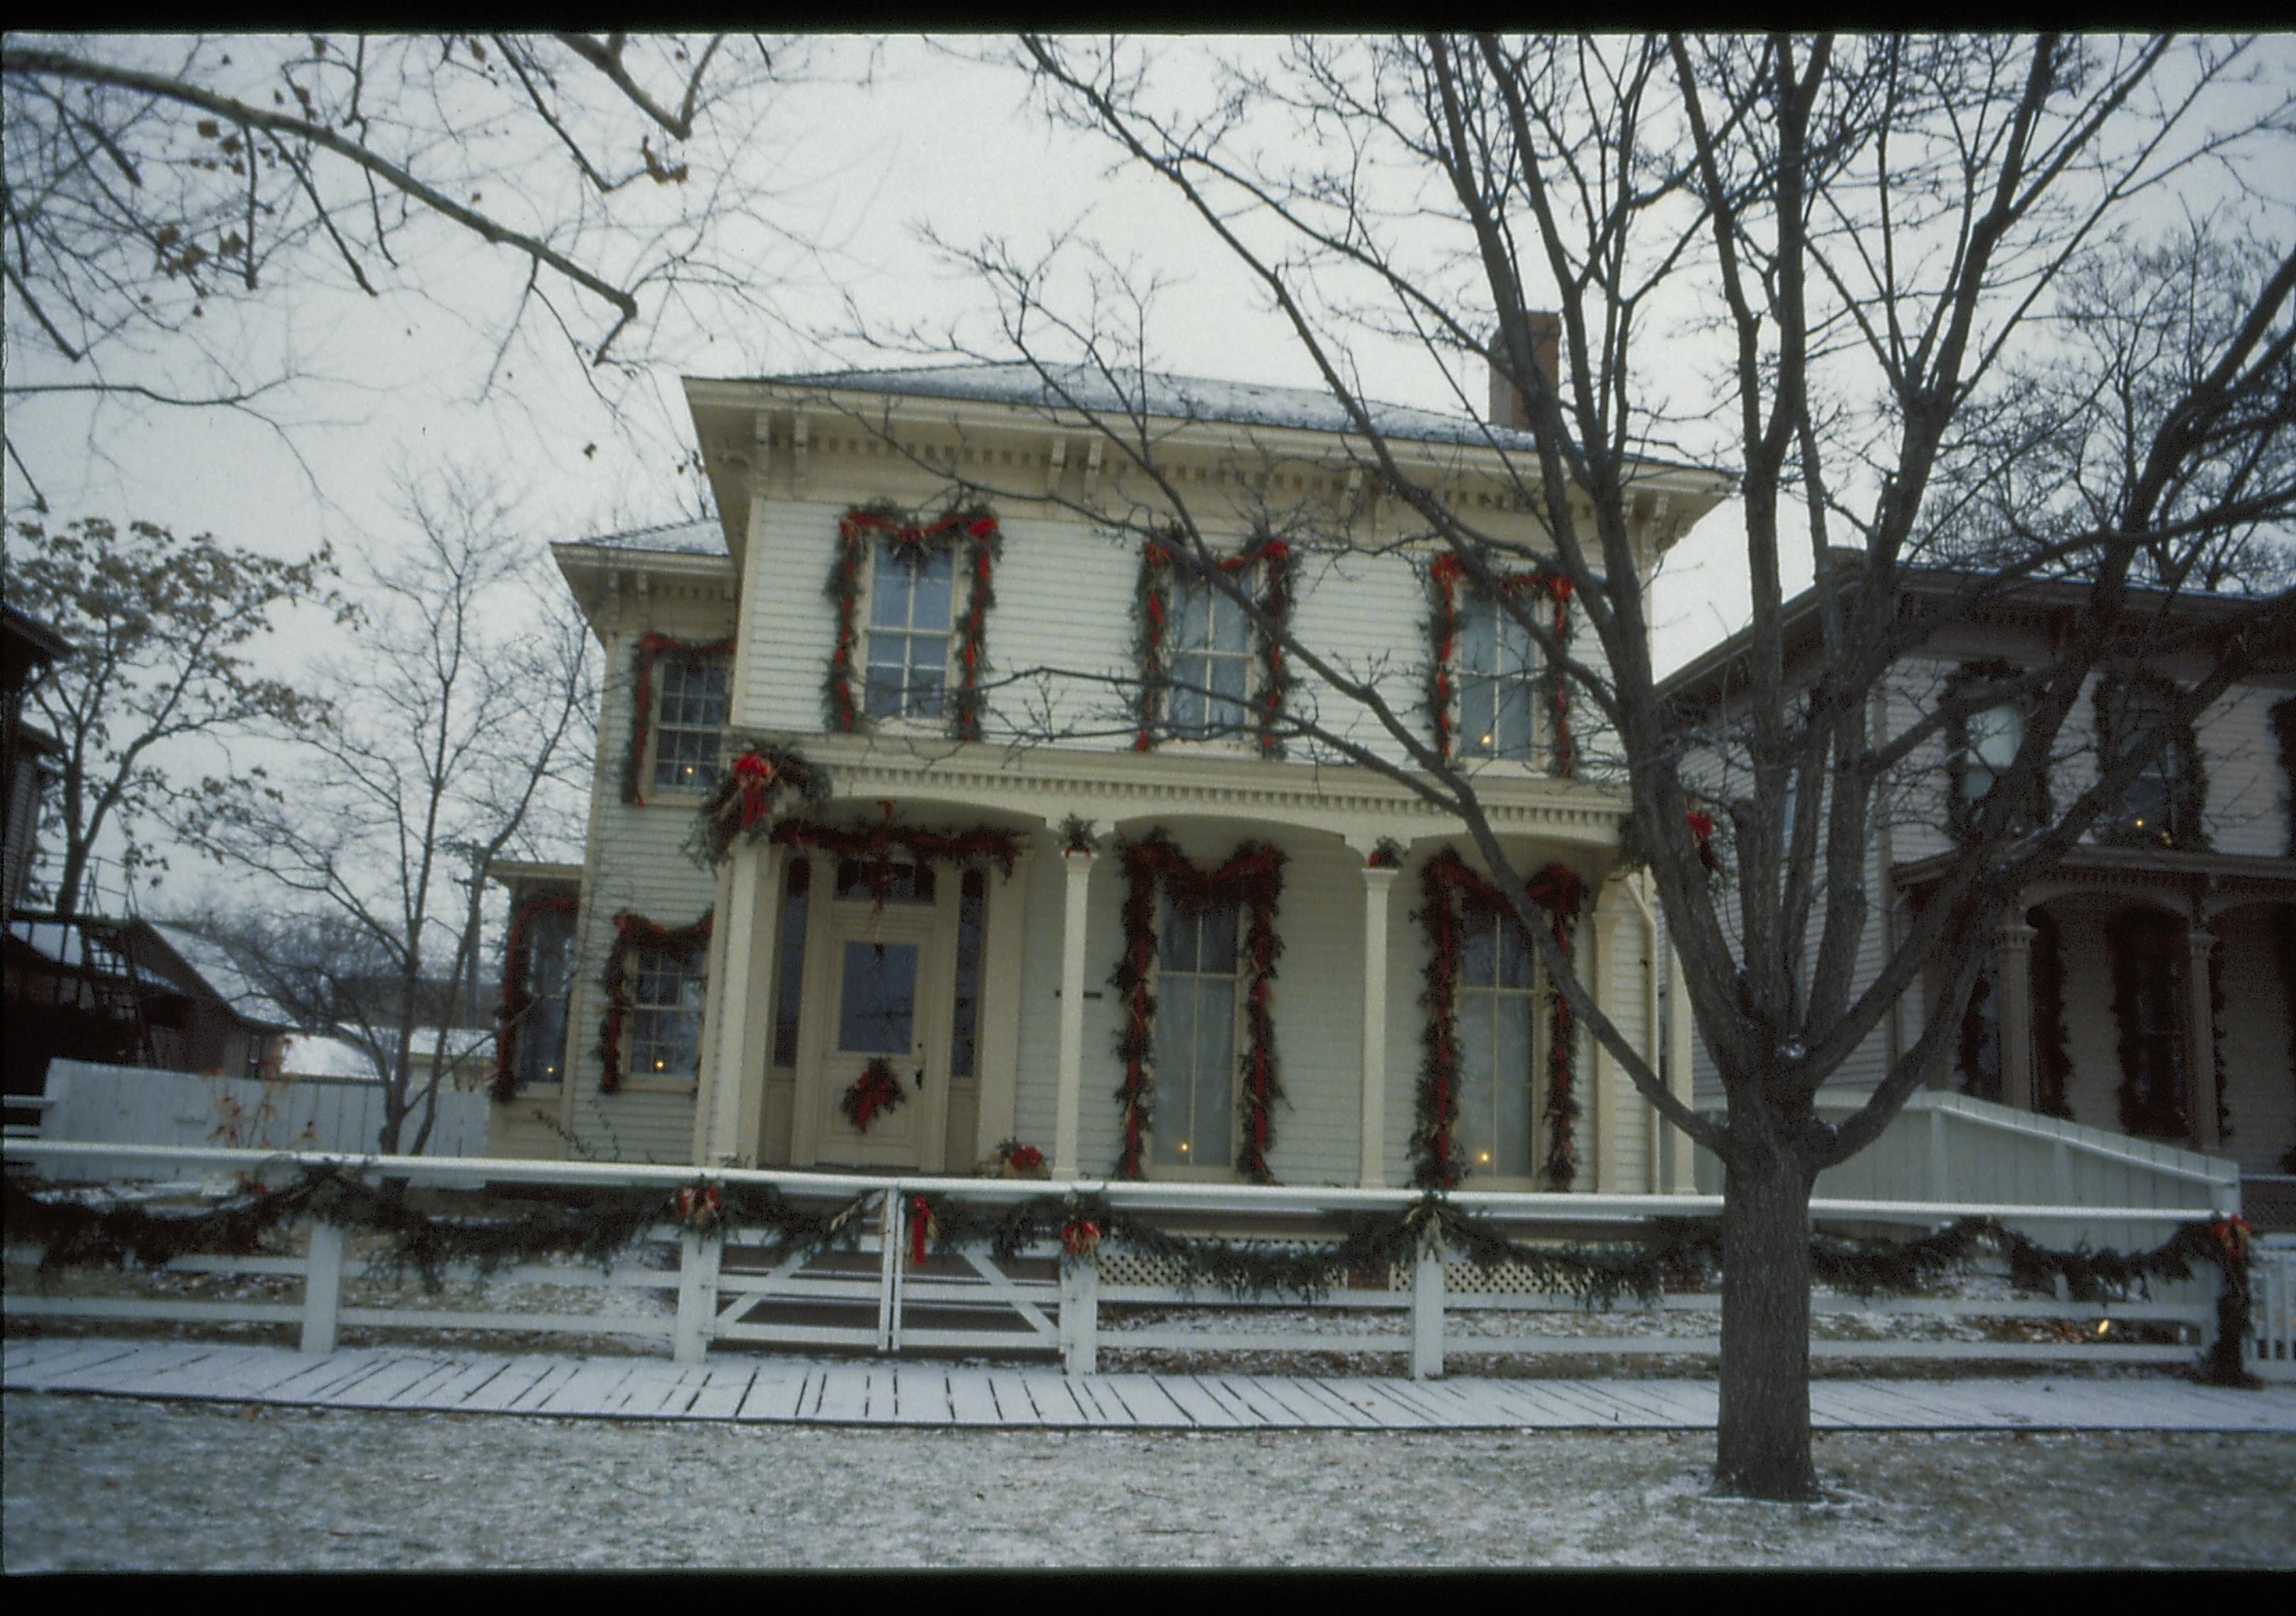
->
5 1141 2271 1381
10 1059 491 1166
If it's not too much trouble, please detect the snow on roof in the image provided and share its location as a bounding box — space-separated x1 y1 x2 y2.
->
278 1033 378 1081
730 361 1538 451
6 917 176 993
145 924 295 1030
565 518 726 556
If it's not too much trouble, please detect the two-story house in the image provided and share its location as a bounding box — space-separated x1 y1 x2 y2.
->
487 361 1731 1192
1659 566 2296 1221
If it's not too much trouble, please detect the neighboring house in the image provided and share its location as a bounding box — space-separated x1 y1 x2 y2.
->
4 914 293 1099
1658 565 2296 1221
1 601 71 926
488 360 1731 1190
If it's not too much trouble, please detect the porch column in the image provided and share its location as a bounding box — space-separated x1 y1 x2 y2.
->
692 838 782 1167
1052 846 1096 1179
1993 916 2037 1113
2185 923 2220 1152
1357 860 1400 1187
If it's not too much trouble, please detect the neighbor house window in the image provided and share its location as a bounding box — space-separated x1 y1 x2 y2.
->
1453 906 1541 1179
1165 574 1253 741
1150 894 1241 1169
629 943 709 1083
865 539 954 722
1457 593 1540 762
651 655 730 795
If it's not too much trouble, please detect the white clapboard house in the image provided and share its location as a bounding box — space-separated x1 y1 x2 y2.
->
485 362 1731 1192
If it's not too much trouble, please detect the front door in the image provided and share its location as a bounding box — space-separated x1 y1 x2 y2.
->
791 861 955 1170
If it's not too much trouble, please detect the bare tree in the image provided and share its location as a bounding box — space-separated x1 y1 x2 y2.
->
2 33 823 510
2 514 341 917
183 466 595 1153
906 34 2296 1500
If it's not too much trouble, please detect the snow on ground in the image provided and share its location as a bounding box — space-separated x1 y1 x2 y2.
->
5 1393 2290 1569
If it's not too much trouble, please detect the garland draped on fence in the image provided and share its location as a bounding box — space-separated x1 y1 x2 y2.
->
7 1172 2255 1384
490 892 579 1101
597 911 712 1093
1412 851 1587 1191
623 632 736 806
1132 533 1298 757
824 503 1001 740
1424 552 1574 776
1110 834 1286 1182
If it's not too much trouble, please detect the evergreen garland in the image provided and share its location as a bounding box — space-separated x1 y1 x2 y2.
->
822 502 1001 739
622 632 736 807
490 892 580 1102
10 1173 2253 1381
2107 905 2192 1140
767 817 1023 882
1412 851 1587 1190
1108 833 1287 1182
2030 909 2073 1120
685 740 832 866
596 910 713 1093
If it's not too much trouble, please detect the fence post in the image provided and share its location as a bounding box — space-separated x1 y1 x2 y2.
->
300 1221 344 1355
877 1188 901 1354
1411 1235 1446 1380
1059 1254 1099 1376
674 1225 722 1366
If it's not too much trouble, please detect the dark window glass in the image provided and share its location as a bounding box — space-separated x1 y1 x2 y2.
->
771 859 811 1069
651 657 729 794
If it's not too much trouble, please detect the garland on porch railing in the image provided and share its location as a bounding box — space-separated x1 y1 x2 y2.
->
1109 833 1287 1182
1423 552 1575 776
1132 533 1298 757
490 892 580 1102
4 1173 2258 1383
622 632 736 807
823 502 1002 739
596 910 713 1094
1412 850 1587 1191
685 740 832 866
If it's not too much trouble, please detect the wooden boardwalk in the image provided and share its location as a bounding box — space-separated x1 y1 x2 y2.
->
8 1337 2293 1432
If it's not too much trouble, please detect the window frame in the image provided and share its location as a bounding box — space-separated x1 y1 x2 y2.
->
2093 669 2207 851
1145 891 1247 1178
1942 660 2050 843
1448 902 1546 1185
1452 590 1543 765
625 936 711 1088
1161 570 1257 746
645 650 732 799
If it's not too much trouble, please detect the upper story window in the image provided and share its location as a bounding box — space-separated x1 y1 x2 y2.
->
1165 574 1253 741
2095 670 2205 851
651 654 731 795
1133 535 1297 758
1456 593 1541 762
865 539 955 723
1944 661 2047 843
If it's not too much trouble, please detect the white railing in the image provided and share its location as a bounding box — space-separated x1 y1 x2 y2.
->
2 1140 2246 1381
2253 1238 2296 1384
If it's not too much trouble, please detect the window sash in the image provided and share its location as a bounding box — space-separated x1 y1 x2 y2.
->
1166 576 1252 741
865 542 954 722
1150 897 1241 1169
1453 909 1539 1178
651 658 729 793
1456 595 1539 761
629 947 707 1082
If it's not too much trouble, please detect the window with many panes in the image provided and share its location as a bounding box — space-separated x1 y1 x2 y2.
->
1166 574 1252 741
629 943 708 1084
651 656 729 795
1458 593 1540 762
2097 674 2200 848
1453 907 1540 1179
865 539 954 722
512 904 576 1087
2109 906 2189 1137
1151 894 1241 1169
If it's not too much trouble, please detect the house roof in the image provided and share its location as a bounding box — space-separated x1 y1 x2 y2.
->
2 600 73 668
1656 562 2295 708
144 923 296 1031
736 361 1554 452
567 518 726 557
277 1032 378 1080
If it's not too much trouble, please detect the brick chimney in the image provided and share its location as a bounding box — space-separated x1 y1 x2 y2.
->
1488 310 1562 429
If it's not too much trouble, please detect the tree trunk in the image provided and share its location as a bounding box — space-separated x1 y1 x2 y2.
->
1714 1098 1821 1501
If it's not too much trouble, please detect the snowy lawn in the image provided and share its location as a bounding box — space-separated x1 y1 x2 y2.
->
6 1392 2290 1569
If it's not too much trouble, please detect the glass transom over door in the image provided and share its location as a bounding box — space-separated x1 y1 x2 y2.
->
794 894 953 1171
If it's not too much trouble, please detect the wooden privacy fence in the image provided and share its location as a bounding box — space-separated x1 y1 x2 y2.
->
7 1142 2273 1381
14 1060 491 1165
